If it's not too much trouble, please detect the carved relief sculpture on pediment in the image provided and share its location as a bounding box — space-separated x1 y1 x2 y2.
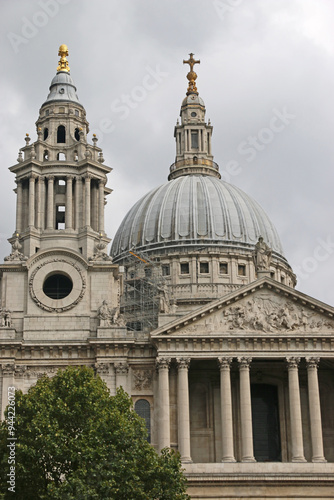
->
178 292 334 335
221 296 334 333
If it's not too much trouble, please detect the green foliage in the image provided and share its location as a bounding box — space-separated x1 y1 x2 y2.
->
0 366 189 500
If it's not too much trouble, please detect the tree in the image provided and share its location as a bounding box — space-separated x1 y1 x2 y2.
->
0 366 190 500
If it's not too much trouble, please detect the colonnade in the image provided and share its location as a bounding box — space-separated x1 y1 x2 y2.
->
15 174 105 233
156 356 326 463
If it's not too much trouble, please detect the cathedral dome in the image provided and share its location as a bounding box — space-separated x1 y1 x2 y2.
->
111 175 285 262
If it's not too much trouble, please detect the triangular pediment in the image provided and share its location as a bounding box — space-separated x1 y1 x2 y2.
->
151 277 334 338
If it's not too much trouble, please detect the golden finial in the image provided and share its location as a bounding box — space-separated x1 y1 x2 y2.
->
57 44 70 73
183 53 200 95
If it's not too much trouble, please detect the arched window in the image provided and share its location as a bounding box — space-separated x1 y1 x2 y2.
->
57 125 66 143
251 384 281 462
43 128 49 140
57 152 66 161
75 128 80 141
134 399 151 443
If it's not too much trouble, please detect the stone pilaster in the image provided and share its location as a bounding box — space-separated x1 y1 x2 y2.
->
218 357 236 462
36 176 44 229
306 357 326 463
75 176 81 230
15 179 22 233
114 361 129 391
1 363 15 419
286 357 306 462
28 174 37 228
156 357 171 451
98 179 105 233
84 174 91 228
46 175 55 229
176 357 192 463
66 175 74 229
238 357 256 462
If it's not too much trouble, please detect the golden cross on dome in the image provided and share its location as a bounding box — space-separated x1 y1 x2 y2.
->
57 44 70 73
183 53 200 95
183 53 200 72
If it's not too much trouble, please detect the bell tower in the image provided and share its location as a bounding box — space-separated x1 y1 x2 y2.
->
0 44 121 350
10 44 111 259
169 53 220 180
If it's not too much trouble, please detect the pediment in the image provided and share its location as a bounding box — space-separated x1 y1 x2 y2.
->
151 278 334 338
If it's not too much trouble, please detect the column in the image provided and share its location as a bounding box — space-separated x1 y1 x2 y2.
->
218 357 236 462
1 363 15 420
98 179 105 233
156 357 171 451
238 357 256 462
66 175 74 229
39 176 45 230
306 357 326 462
286 357 306 462
15 180 23 233
36 176 43 229
46 175 55 229
28 174 36 228
84 174 91 227
75 176 81 230
114 362 129 392
176 358 192 463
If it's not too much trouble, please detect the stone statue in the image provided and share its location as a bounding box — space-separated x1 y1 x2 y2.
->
170 300 178 314
0 308 12 328
158 283 170 314
4 310 12 328
97 301 126 327
97 300 113 327
253 236 272 271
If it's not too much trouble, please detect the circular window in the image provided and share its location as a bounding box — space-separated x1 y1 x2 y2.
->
191 112 197 117
43 274 73 299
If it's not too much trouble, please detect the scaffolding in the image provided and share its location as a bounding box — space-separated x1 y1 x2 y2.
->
120 249 167 332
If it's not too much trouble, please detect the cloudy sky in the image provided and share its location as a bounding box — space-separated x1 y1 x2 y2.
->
1 0 334 305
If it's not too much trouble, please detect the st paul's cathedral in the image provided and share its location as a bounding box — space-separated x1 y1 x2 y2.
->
1 45 334 499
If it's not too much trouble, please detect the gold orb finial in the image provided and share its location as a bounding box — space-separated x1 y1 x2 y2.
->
183 53 200 95
57 44 70 73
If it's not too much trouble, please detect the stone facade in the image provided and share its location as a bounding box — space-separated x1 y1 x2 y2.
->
1 47 334 499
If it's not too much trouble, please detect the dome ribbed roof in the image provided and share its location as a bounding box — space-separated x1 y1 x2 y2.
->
111 175 285 260
42 71 82 107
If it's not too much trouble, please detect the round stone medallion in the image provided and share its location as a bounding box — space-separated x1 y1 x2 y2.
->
29 258 86 312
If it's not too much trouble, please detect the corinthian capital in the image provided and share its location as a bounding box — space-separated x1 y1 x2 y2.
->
156 357 171 371
306 357 320 370
218 357 233 370
114 361 129 375
1 363 15 376
237 357 252 370
286 357 301 370
176 357 191 370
